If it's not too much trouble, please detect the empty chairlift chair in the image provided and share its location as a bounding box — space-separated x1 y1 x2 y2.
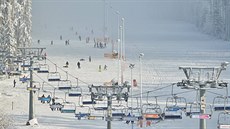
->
68 86 82 97
32 62 40 71
142 103 164 121
111 108 126 121
218 112 230 129
58 80 72 90
37 64 49 73
61 102 76 113
80 94 96 106
213 96 230 111
163 96 187 120
48 72 61 81
185 102 212 119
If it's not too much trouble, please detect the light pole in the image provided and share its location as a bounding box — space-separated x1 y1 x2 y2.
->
129 64 135 129
120 25 123 84
139 53 144 109
121 18 125 60
117 39 121 85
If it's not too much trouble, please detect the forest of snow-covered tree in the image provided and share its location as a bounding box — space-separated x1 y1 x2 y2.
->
187 0 230 41
0 0 32 57
0 0 32 73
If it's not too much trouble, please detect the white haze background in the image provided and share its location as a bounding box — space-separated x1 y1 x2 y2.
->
0 0 230 129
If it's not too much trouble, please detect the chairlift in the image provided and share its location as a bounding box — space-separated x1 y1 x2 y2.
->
166 95 187 111
37 64 49 73
91 86 106 101
13 59 23 63
27 81 41 92
163 106 183 120
32 62 40 71
38 94 51 104
68 86 82 97
213 96 230 111
80 94 96 106
58 79 72 90
110 107 126 121
123 107 141 122
61 102 76 113
87 110 105 120
142 103 164 121
218 112 230 129
93 100 108 111
9 64 21 76
48 72 61 81
75 106 91 120
19 72 30 83
38 84 52 104
50 97 64 111
21 60 31 68
185 102 212 119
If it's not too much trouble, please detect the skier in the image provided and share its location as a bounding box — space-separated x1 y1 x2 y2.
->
77 62 81 69
13 79 16 87
104 65 107 70
66 61 69 67
99 65 101 72
89 56 91 62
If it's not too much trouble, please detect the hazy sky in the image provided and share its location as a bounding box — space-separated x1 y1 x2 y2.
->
32 0 190 41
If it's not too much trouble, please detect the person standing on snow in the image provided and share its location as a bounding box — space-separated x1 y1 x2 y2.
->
77 62 81 69
13 79 16 87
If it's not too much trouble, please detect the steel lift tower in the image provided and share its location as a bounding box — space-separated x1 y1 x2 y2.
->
177 62 229 129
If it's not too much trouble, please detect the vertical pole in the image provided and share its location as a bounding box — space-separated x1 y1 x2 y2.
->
130 66 134 129
139 54 144 110
26 57 34 125
200 88 206 129
121 18 125 61
120 25 123 84
116 11 120 85
107 94 112 129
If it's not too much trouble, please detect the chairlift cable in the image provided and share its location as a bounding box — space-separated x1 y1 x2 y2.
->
132 83 174 97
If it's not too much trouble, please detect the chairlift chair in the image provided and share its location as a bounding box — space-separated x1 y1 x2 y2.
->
37 85 52 104
166 96 187 111
19 72 30 82
142 103 164 121
110 107 126 121
213 96 230 111
50 97 64 111
123 107 141 122
80 94 96 106
185 102 212 119
93 100 108 111
61 102 76 113
32 62 40 71
68 86 82 97
218 112 230 129
75 106 91 120
48 72 61 81
21 60 31 68
163 106 183 120
58 79 72 90
37 64 49 73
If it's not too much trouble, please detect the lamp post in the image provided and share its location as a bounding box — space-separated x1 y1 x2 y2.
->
117 39 121 85
121 18 125 60
139 53 144 109
129 63 135 129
